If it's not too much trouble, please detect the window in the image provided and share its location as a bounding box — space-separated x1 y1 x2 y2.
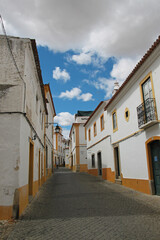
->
141 76 153 101
91 154 95 168
88 128 91 141
93 122 97 136
100 114 104 131
125 108 130 122
112 110 118 132
36 95 38 114
139 72 157 124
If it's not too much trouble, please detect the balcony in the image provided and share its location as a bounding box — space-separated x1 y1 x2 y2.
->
137 98 158 129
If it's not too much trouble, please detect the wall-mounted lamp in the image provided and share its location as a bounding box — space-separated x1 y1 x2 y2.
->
55 124 60 133
45 121 60 134
32 134 37 141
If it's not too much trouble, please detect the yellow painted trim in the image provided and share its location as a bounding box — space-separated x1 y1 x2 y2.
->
79 164 88 172
139 72 155 102
93 122 97 137
0 206 13 220
85 127 87 140
56 133 58 151
88 169 98 176
124 107 130 122
112 129 143 145
112 109 118 133
74 144 87 148
121 174 150 194
139 72 158 121
100 113 104 131
87 135 110 150
19 184 28 216
145 136 160 182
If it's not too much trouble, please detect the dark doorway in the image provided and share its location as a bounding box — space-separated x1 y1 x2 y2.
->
29 141 34 198
150 140 160 195
97 152 102 175
114 146 121 179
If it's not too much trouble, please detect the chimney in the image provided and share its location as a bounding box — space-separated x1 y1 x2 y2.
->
112 81 119 96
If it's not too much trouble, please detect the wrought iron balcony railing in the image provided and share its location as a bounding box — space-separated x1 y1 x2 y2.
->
137 98 157 128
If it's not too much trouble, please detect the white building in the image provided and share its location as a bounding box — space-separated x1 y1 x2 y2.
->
84 101 115 181
0 35 53 219
69 111 92 172
44 84 56 176
64 139 69 168
54 127 65 167
102 35 160 195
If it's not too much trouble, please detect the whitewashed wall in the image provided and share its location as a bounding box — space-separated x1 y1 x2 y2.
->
106 44 160 180
0 115 20 206
0 36 46 210
86 103 114 171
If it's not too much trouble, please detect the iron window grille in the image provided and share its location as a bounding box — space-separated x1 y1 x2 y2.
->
137 98 157 128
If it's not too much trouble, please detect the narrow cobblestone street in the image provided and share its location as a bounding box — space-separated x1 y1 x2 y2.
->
2 167 160 240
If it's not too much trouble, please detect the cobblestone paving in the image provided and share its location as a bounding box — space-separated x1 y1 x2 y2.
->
2 167 160 239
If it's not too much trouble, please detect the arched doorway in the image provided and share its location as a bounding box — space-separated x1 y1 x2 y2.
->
97 152 102 176
146 137 160 195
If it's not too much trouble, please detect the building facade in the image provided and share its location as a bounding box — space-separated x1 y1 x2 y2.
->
86 35 160 196
104 36 160 195
69 111 92 172
0 35 55 219
54 127 65 167
44 84 56 178
84 101 115 181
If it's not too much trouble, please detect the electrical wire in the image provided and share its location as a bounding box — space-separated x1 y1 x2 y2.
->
0 14 26 112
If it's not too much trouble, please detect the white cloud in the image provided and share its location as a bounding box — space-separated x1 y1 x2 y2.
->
83 56 140 98
59 87 93 102
84 77 115 99
78 93 93 102
72 52 92 65
62 128 70 139
53 67 70 82
59 87 81 99
94 78 115 99
111 58 139 82
1 0 160 59
54 112 74 126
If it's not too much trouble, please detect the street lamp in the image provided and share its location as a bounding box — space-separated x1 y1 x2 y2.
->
45 122 60 134
55 124 60 133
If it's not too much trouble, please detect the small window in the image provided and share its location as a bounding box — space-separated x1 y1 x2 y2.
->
100 114 104 131
85 128 87 140
91 154 95 168
36 95 38 114
112 110 118 132
93 122 97 137
88 128 91 141
125 108 130 122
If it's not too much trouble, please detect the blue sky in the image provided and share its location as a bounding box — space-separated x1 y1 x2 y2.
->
1 0 160 138
38 46 115 113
